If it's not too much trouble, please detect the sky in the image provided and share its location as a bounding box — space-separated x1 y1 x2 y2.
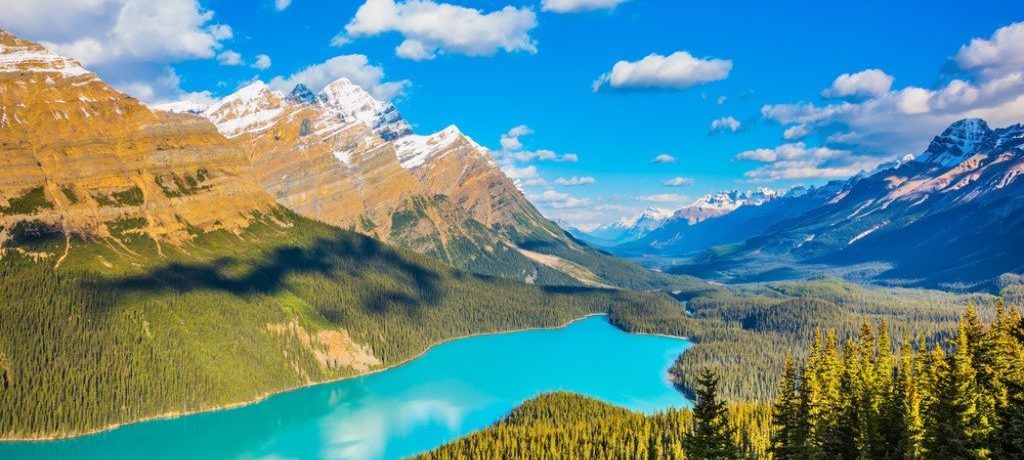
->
2 0 1023 229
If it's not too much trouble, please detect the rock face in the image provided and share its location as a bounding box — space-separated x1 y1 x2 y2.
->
0 30 276 245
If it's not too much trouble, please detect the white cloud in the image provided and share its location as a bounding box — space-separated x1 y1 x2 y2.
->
0 0 233 103
821 69 894 98
528 189 590 209
760 21 1024 156
340 0 538 60
782 124 810 140
216 50 242 66
541 0 627 13
663 177 694 187
710 116 741 133
268 54 410 100
275 0 292 11
555 176 596 186
252 54 272 70
592 51 731 91
500 125 533 150
736 142 883 181
652 153 677 164
497 125 578 162
955 21 1024 77
717 95 727 104
638 193 688 204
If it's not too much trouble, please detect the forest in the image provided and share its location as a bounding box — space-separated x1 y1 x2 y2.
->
423 304 1024 459
0 212 689 438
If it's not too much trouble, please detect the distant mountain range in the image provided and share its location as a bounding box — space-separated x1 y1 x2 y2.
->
609 118 1024 289
573 188 781 247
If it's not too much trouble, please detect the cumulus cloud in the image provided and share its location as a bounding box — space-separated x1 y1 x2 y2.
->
736 142 883 181
541 0 627 13
821 69 894 98
592 51 731 91
710 116 741 133
782 124 810 140
216 50 242 66
338 0 537 61
500 125 533 150
663 177 694 187
528 189 590 209
760 21 1024 156
496 125 578 162
502 164 545 187
252 54 272 70
638 193 688 204
955 21 1024 77
268 54 410 100
555 176 596 186
275 0 291 11
652 153 677 164
0 0 234 102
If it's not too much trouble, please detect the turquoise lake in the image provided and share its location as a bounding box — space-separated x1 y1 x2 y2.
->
0 315 692 459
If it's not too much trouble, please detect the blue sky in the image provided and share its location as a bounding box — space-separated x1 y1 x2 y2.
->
3 0 1023 228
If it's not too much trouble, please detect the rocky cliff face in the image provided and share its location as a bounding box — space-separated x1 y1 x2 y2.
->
0 30 276 246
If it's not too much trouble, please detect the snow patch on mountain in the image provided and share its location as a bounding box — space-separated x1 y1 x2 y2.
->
394 125 492 170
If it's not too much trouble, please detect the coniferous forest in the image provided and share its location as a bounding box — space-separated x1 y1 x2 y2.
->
422 304 1024 459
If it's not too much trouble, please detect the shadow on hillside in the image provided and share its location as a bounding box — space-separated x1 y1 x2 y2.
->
105 234 445 314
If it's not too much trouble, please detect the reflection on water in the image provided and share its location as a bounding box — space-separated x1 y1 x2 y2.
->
1 316 691 460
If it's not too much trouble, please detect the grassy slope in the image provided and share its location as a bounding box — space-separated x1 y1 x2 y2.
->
0 210 690 439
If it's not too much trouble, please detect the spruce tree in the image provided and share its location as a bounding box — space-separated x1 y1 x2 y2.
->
923 320 989 459
771 351 806 459
683 368 740 460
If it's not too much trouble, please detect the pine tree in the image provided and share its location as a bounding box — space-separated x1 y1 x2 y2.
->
923 319 989 459
771 351 806 459
683 368 740 460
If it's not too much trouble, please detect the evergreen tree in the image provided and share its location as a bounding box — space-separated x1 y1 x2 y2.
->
923 320 989 459
683 368 741 460
771 351 807 459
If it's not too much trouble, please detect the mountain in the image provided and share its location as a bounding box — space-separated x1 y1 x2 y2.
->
574 208 674 246
182 77 685 289
616 186 829 257
0 30 695 439
671 188 781 225
668 119 1024 289
0 30 276 246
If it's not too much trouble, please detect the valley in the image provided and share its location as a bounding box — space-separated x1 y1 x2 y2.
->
2 3 1024 457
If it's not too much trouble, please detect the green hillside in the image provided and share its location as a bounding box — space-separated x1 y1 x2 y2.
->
0 211 688 439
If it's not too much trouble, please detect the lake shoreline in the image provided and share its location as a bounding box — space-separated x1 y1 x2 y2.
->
1 312 690 443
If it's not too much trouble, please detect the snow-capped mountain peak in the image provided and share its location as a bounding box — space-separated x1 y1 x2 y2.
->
0 30 93 79
316 77 411 140
286 83 317 105
393 124 492 170
918 118 996 167
201 81 283 138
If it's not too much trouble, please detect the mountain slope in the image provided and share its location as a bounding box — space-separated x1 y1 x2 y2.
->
0 30 695 439
190 78 689 290
669 119 1024 289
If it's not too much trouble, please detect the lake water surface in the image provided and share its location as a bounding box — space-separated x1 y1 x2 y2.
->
1 315 691 459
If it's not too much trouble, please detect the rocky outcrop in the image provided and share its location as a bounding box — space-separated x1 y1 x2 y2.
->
0 30 276 245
